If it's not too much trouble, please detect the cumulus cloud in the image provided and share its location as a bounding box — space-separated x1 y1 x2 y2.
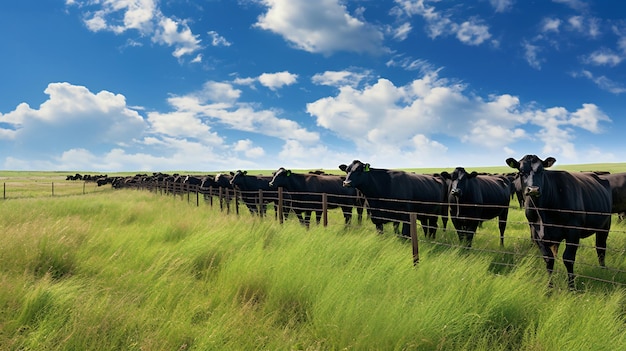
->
258 71 298 91
0 82 146 156
69 0 202 59
306 69 611 165
233 139 265 159
163 80 319 143
254 0 387 55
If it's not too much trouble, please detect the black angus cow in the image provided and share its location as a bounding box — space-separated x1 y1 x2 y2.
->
340 160 447 239
596 172 626 221
441 168 510 247
230 170 290 219
212 173 235 211
269 167 363 227
506 155 612 289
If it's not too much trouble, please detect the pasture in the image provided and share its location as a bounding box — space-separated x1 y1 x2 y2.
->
2 168 626 350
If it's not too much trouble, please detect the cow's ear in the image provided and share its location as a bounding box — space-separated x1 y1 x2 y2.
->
506 158 519 169
339 164 347 172
469 171 478 178
440 171 450 179
286 170 291 176
243 171 247 175
230 171 235 176
364 163 371 172
543 157 556 168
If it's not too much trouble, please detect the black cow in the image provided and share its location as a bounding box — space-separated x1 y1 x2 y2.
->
506 155 612 289
230 170 290 219
596 172 626 221
441 168 510 247
269 167 363 227
340 160 447 239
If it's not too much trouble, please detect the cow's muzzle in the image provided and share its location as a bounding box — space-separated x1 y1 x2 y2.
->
450 188 462 197
524 186 540 197
342 180 352 187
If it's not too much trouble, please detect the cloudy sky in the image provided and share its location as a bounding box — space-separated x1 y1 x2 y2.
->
1 0 624 172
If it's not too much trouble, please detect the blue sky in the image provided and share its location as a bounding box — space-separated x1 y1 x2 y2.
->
1 0 625 172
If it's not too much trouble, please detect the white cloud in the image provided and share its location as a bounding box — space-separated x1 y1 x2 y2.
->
311 70 369 88
258 71 298 91
489 0 514 13
573 70 626 94
307 69 612 165
392 22 412 41
208 30 231 47
163 81 319 143
254 0 387 55
522 40 543 69
0 82 146 152
553 0 588 11
393 0 493 46
69 0 202 59
541 18 561 33
233 139 265 158
152 17 201 58
455 20 492 45
584 48 623 67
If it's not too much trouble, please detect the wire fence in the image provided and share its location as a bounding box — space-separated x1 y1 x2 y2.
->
6 177 626 289
116 179 626 289
1 180 113 199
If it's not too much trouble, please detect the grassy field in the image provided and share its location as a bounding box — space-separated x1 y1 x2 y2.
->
1 174 626 350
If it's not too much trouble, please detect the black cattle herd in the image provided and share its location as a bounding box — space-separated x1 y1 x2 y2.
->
67 154 626 289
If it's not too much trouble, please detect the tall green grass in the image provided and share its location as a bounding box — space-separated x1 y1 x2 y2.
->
1 190 626 350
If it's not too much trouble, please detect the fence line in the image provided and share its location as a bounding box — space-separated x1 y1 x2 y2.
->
10 178 626 288
1 181 112 200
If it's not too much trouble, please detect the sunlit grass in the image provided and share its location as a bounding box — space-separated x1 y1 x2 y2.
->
1 187 626 350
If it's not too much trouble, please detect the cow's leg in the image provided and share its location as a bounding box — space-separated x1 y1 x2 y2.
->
562 240 579 290
342 207 353 225
422 216 438 239
375 222 384 234
595 230 609 267
541 242 557 288
498 210 509 247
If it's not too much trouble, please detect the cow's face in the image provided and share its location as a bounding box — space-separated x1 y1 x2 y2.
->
230 170 247 187
449 167 477 198
199 175 216 189
269 167 290 188
506 155 556 198
340 160 369 188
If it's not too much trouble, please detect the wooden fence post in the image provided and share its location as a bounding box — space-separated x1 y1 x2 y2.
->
410 213 419 265
52 182 54 196
322 193 328 227
258 189 264 218
3 183 5 199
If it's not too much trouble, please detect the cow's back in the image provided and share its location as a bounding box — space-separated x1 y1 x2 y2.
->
541 171 611 231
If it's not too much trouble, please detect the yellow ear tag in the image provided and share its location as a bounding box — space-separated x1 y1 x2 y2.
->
364 164 370 172
286 170 291 176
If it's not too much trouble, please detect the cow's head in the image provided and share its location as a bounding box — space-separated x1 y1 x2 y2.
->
229 170 247 186
449 167 477 199
339 160 370 188
199 175 216 189
506 155 556 198
214 173 232 188
269 167 291 188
